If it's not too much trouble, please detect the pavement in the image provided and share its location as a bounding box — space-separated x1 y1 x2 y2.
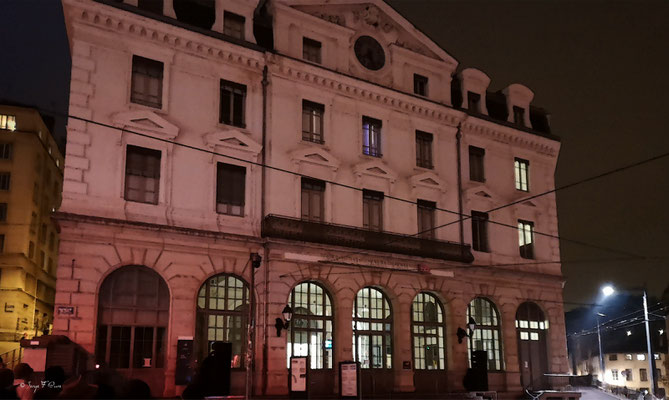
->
576 387 629 400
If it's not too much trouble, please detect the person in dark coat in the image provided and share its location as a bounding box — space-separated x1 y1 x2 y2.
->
0 368 17 399
198 342 231 397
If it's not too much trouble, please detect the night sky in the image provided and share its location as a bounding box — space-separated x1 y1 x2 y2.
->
1 1 668 308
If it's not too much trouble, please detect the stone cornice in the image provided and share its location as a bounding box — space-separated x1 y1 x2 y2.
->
271 58 560 157
461 117 560 158
270 58 463 127
66 0 264 72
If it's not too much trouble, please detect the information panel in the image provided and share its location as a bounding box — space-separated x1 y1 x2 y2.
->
339 361 360 399
290 356 308 393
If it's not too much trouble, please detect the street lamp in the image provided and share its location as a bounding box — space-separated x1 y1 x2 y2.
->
601 284 656 397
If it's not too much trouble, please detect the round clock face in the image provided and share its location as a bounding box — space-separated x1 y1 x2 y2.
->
354 36 385 71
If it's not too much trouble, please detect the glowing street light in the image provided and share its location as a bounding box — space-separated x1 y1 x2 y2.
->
601 285 615 297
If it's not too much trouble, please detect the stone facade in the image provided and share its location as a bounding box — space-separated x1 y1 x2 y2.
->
0 105 63 345
56 0 568 397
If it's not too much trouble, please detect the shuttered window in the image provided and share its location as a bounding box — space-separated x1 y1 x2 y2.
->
216 163 246 216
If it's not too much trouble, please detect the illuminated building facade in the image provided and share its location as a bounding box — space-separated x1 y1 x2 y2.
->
55 0 568 397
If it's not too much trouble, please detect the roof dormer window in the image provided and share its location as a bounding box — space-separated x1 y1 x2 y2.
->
414 74 428 97
513 106 525 126
467 92 481 113
303 37 322 64
224 11 245 40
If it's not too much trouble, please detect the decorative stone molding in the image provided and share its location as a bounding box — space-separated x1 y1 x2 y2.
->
461 120 559 158
353 159 397 183
70 1 264 72
111 110 179 139
409 171 446 193
203 129 262 156
290 147 341 171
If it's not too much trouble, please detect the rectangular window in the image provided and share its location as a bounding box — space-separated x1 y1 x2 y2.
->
469 146 485 182
612 369 619 380
223 11 245 39
39 223 47 244
0 235 4 253
303 37 322 64
625 369 633 381
302 100 324 143
39 251 45 269
131 55 163 109
220 79 246 128
518 220 534 259
28 242 35 259
49 232 55 251
513 106 525 126
216 163 246 216
137 0 163 13
0 203 6 222
0 143 12 160
362 190 383 231
47 258 53 275
471 211 489 252
0 115 16 131
30 212 37 233
33 182 39 204
654 353 661 360
0 172 10 191
625 354 633 360
417 200 436 239
609 354 618 361
467 92 481 113
124 145 161 205
301 178 325 222
637 354 646 361
514 158 529 191
640 368 648 382
413 74 428 96
362 117 382 157
415 131 433 169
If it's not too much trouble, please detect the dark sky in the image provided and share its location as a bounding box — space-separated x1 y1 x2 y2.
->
1 1 668 308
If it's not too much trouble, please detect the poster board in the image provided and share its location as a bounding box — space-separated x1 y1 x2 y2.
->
339 361 360 399
290 356 308 396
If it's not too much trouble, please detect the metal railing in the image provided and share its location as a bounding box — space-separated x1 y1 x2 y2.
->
0 347 23 369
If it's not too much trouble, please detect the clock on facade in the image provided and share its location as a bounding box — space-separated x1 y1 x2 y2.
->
354 35 385 71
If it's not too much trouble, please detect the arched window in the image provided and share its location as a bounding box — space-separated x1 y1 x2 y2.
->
412 292 445 370
96 266 169 369
516 302 549 341
287 282 334 369
353 287 392 369
467 297 504 371
195 274 249 368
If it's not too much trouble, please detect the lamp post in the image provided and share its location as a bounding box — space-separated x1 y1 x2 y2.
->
601 285 655 397
596 312 606 382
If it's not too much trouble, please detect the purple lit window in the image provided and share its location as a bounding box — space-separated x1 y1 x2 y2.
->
362 117 382 157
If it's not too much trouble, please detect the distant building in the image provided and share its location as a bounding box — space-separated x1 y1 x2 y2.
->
0 104 64 343
56 0 567 397
574 352 667 394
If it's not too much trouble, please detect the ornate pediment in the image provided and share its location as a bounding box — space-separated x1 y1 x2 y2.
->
464 184 499 201
290 147 341 171
353 159 397 182
203 129 262 155
111 110 179 139
409 171 446 193
285 0 456 64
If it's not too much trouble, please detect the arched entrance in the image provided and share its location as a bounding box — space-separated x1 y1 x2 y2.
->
516 302 549 389
353 287 393 396
96 265 169 396
411 292 448 393
195 274 249 394
287 281 334 397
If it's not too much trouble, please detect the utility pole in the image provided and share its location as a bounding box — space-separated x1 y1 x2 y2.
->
642 290 655 397
596 312 605 381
